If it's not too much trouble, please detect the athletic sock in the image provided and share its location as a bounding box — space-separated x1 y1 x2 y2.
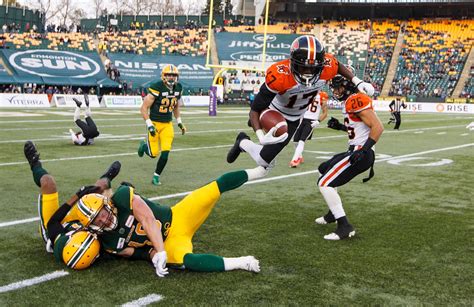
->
336 216 350 227
183 253 225 272
319 186 346 219
245 166 268 180
85 107 91 118
32 165 48 188
239 139 270 168
154 151 169 175
74 107 81 122
216 170 248 193
291 141 305 161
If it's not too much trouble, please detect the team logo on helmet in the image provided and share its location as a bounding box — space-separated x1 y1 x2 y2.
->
289 35 325 87
62 230 100 270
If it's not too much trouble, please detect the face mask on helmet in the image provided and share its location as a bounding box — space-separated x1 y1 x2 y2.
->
77 193 118 233
329 75 357 101
290 36 325 87
161 64 179 88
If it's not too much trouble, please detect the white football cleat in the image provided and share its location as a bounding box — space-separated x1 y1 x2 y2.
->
324 225 355 240
315 216 328 225
243 256 260 273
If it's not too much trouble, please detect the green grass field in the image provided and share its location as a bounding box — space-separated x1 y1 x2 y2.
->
0 106 473 305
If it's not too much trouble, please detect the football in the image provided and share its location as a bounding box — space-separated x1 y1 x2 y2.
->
259 109 288 137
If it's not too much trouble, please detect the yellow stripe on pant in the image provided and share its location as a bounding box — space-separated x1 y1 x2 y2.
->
165 181 221 264
38 192 59 242
147 121 174 157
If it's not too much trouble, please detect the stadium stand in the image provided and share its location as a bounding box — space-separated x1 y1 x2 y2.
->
365 20 400 96
2 32 95 51
460 65 473 98
390 19 474 98
97 29 207 55
321 20 370 78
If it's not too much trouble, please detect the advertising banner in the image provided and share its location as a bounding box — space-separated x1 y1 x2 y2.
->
372 100 474 114
102 95 143 108
52 94 101 108
0 49 111 86
0 93 50 107
108 54 214 90
215 32 298 63
181 96 210 107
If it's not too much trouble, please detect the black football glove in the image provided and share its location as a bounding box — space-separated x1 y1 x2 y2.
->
327 117 346 131
76 185 100 199
349 149 368 165
349 138 376 165
148 125 156 137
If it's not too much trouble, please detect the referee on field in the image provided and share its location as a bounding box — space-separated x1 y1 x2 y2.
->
389 97 407 130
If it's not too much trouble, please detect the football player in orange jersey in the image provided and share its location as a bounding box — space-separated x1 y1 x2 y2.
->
289 90 329 168
315 75 383 240
227 35 374 174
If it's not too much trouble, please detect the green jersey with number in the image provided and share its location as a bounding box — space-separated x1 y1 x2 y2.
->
148 80 183 123
100 185 173 254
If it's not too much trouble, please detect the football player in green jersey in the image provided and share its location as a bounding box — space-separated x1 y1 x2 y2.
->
76 165 271 277
24 141 121 269
138 64 187 186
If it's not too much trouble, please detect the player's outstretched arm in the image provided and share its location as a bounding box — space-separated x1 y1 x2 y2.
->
132 194 168 277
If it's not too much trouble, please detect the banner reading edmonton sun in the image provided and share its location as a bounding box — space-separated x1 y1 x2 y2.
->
0 49 115 86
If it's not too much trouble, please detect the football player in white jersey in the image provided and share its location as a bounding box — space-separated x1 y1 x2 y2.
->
227 35 374 174
315 75 384 240
289 91 328 167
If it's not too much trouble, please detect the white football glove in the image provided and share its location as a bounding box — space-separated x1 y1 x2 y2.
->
310 120 320 129
152 250 168 278
352 76 375 96
256 128 288 145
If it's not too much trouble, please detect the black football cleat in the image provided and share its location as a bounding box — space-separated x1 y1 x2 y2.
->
227 132 250 163
100 161 121 181
324 224 356 240
315 210 336 225
24 141 42 169
73 98 82 108
84 94 89 107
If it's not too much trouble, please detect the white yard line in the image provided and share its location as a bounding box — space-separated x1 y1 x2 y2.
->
0 270 69 293
0 144 231 167
121 294 164 306
1 142 472 229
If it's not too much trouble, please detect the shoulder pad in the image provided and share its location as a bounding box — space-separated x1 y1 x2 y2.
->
320 54 339 80
265 59 297 94
345 93 372 113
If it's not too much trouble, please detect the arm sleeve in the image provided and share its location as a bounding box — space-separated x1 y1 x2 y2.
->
251 83 276 113
389 101 395 110
46 203 72 243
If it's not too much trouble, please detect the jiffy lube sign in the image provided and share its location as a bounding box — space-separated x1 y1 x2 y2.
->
216 33 298 62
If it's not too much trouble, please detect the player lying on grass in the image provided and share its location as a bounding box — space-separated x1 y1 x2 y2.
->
75 166 267 277
314 75 384 240
24 141 121 269
69 95 100 146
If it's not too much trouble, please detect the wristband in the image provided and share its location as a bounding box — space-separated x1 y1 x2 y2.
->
351 76 363 86
145 119 153 127
362 137 376 150
176 117 182 125
256 129 265 140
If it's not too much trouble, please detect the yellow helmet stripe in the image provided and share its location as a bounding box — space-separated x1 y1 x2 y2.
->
67 233 95 268
77 199 93 218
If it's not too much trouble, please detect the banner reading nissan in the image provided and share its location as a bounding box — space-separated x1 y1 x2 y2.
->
108 54 213 90
0 49 110 86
